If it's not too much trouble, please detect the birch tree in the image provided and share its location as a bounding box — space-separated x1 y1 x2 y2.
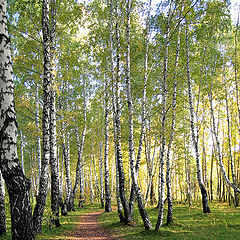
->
185 26 211 214
0 171 6 236
33 0 52 233
0 0 35 238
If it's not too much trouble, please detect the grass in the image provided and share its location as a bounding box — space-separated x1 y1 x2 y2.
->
98 201 240 240
1 200 240 240
0 200 102 240
36 203 102 240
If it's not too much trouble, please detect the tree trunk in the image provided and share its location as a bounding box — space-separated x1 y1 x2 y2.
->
166 25 181 225
0 1 35 239
99 140 104 208
63 131 74 211
104 79 112 212
49 0 60 227
90 151 94 205
33 0 52 233
125 0 151 230
185 27 211 214
20 130 25 174
0 171 6 236
35 84 41 189
208 84 240 196
225 86 239 207
155 5 171 230
114 1 131 223
73 78 87 208
59 151 67 215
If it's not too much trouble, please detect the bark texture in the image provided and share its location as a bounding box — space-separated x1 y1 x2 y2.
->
49 0 60 227
0 1 35 238
104 80 112 212
63 131 74 211
33 0 52 233
114 1 131 223
0 171 6 236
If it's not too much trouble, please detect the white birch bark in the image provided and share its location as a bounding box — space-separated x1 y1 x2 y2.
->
20 130 25 174
35 84 41 187
49 0 60 226
209 84 240 195
72 77 86 210
104 78 112 212
33 0 52 233
0 0 35 238
225 86 239 206
166 26 181 225
185 26 211 214
114 0 131 223
155 4 171 230
99 140 104 208
0 171 6 236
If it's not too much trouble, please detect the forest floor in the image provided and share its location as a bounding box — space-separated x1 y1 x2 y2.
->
99 201 240 240
1 201 240 239
64 210 117 240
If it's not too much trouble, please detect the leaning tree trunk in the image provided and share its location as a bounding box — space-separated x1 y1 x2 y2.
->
185 27 211 214
33 0 52 234
49 0 60 227
104 78 112 212
166 26 181 226
0 171 6 236
0 1 35 238
208 83 240 195
125 0 151 230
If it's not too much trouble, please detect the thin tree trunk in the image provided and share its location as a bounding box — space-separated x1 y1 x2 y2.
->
166 25 181 225
208 84 240 195
125 0 152 230
20 130 25 174
155 4 172 230
73 78 87 208
36 84 41 190
90 150 94 204
49 0 60 226
33 0 52 233
104 78 112 212
185 26 211 214
99 140 104 208
114 0 131 223
0 171 6 236
225 86 239 206
108 0 124 223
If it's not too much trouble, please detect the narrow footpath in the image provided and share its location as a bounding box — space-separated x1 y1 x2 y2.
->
65 210 117 240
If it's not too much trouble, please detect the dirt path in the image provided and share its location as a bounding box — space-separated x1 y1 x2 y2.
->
65 210 117 240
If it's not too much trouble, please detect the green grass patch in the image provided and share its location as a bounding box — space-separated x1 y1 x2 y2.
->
98 202 240 240
36 203 102 240
0 200 102 240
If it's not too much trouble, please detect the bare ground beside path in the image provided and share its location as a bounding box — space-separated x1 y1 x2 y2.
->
65 210 120 240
